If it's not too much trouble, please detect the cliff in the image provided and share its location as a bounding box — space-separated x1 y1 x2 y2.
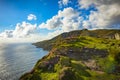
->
20 29 120 80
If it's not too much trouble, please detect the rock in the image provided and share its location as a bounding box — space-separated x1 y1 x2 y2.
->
115 33 120 40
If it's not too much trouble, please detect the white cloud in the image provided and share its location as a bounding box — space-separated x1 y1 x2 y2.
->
39 7 82 32
0 30 13 38
2 0 120 43
13 21 37 38
0 21 51 43
82 20 91 29
0 21 37 38
47 30 63 39
78 0 94 9
27 14 37 21
79 0 120 29
0 34 47 43
58 0 70 7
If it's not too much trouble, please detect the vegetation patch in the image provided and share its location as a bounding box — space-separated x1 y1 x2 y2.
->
21 29 120 80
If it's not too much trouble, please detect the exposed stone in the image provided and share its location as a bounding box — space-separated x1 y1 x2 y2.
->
115 33 120 40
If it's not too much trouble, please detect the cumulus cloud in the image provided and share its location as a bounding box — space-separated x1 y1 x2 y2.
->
79 0 120 29
58 0 70 7
0 22 45 43
39 7 82 32
0 30 13 38
1 0 120 43
82 20 91 29
47 30 63 39
0 21 37 38
0 34 47 43
27 14 37 21
12 21 37 38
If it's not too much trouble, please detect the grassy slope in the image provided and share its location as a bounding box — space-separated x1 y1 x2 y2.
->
33 29 120 50
20 30 120 80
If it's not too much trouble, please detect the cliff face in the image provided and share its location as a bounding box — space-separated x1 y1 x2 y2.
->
20 29 120 80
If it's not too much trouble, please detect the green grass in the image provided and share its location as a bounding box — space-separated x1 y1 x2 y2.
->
40 72 58 80
20 35 120 80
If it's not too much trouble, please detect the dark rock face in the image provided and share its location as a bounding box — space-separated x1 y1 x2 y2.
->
38 55 60 71
53 47 108 60
59 67 77 80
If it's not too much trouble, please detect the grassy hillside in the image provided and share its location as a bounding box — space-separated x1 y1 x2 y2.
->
20 29 120 80
33 29 120 50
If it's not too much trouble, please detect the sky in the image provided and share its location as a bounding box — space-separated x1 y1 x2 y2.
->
0 0 120 43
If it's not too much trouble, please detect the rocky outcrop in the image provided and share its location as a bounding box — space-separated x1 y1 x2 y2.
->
115 33 120 40
53 47 108 60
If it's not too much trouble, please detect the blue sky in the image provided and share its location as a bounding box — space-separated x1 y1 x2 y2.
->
0 0 59 31
0 0 120 42
0 0 94 32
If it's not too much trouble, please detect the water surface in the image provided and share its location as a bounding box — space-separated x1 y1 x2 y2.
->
0 43 48 80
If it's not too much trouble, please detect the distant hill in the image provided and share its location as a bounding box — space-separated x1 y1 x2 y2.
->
33 29 120 50
20 29 120 80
